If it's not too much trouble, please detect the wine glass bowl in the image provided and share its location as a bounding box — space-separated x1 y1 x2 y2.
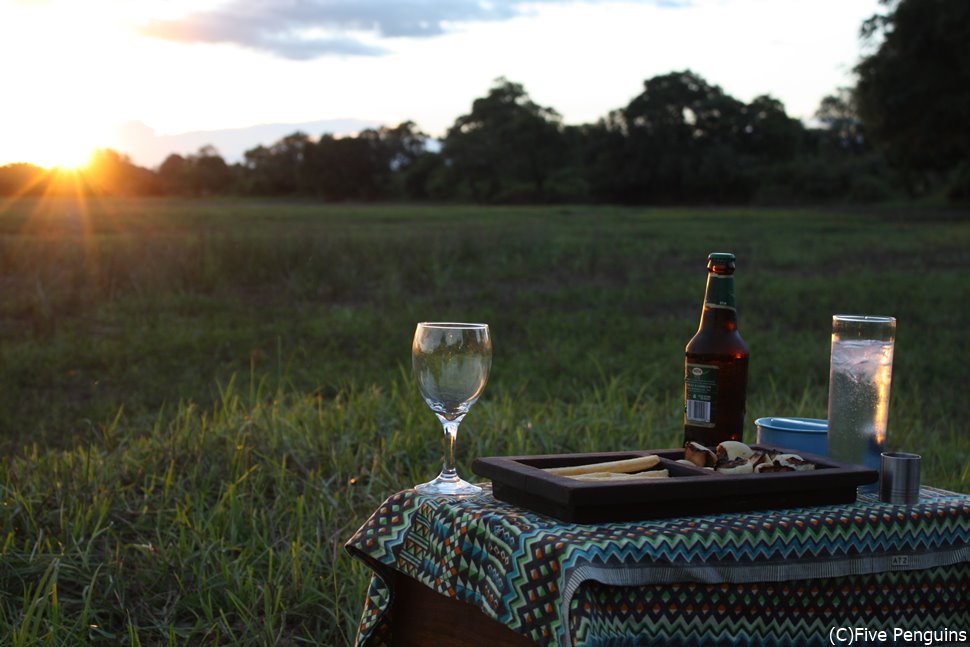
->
412 322 491 496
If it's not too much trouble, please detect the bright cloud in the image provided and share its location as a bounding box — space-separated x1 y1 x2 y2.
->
135 0 692 59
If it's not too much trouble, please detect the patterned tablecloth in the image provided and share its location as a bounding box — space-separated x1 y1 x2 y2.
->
345 484 970 647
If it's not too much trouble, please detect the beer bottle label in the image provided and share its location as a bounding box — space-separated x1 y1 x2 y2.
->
704 275 736 311
685 363 717 427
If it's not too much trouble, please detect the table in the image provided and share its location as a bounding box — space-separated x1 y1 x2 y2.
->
346 484 970 647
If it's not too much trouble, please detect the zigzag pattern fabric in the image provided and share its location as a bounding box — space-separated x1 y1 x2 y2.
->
572 569 970 646
345 486 970 646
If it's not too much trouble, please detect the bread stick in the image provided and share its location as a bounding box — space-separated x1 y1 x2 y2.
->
569 469 669 481
544 454 660 476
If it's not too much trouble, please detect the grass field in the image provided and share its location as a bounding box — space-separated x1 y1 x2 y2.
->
0 197 969 644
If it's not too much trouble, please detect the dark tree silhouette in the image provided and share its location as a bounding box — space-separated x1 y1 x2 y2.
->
189 146 234 195
0 64 915 204
854 0 970 193
444 78 566 202
243 132 311 195
814 88 867 154
159 153 189 192
586 70 801 203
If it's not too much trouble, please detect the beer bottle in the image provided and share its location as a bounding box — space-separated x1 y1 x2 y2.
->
684 252 749 446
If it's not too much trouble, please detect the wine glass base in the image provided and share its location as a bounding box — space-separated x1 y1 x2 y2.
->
415 475 482 497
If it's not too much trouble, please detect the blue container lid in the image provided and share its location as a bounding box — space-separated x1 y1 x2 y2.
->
755 417 828 434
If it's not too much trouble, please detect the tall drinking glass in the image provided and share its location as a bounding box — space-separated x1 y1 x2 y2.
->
826 315 895 475
412 322 491 496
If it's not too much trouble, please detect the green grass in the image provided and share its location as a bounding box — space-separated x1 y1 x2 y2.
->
0 197 968 644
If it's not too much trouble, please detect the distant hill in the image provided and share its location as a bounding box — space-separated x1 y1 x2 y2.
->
110 118 382 169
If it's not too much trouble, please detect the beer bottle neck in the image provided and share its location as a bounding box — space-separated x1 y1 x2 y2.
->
699 272 738 330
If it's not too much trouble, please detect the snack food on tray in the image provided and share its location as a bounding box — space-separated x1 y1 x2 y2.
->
684 440 815 474
544 455 662 478
569 469 670 481
538 442 815 484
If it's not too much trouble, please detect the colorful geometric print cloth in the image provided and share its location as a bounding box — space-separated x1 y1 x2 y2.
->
345 485 970 647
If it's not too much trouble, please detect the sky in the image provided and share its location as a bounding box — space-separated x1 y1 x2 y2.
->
1 0 884 169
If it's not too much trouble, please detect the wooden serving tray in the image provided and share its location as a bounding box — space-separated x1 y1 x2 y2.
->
472 445 878 523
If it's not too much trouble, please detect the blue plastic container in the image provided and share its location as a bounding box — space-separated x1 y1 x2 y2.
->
755 417 828 455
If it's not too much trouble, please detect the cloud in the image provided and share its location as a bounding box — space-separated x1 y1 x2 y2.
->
137 0 691 60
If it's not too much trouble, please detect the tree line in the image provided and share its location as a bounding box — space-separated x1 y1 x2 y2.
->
3 0 967 205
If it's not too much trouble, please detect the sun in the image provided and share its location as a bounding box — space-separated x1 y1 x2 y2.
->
1 1 119 170
55 147 97 171
29 137 98 171
3 118 102 170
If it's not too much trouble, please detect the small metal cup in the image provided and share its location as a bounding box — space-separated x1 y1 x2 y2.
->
879 452 921 505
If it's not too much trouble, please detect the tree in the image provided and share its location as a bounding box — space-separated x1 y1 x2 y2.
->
373 121 439 199
240 145 276 194
239 132 313 195
257 132 311 194
159 146 234 195
159 154 189 193
580 71 809 204
444 78 566 202
742 95 803 161
303 134 381 200
854 0 970 190
591 70 751 203
377 121 429 172
814 88 867 154
297 125 408 201
85 149 162 195
189 145 234 195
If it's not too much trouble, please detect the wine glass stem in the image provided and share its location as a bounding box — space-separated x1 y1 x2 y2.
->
439 419 461 481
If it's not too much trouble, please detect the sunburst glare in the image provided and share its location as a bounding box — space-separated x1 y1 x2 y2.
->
30 141 97 172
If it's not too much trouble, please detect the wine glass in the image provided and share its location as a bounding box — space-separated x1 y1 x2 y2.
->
412 322 491 496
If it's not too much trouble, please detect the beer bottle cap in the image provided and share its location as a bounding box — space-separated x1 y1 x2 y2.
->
707 252 736 272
